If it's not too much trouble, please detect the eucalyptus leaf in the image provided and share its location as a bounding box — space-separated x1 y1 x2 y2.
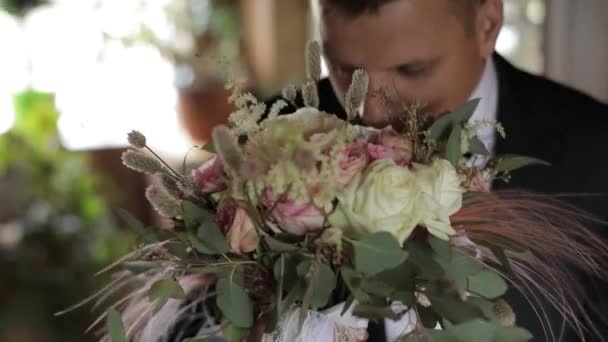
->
429 98 481 141
406 241 445 279
107 308 127 342
297 260 336 309
491 154 550 173
426 283 486 324
352 232 408 276
196 221 230 254
341 267 371 303
361 279 396 298
375 261 417 292
429 236 453 261
265 235 300 252
436 250 483 289
467 270 508 299
223 323 250 342
446 125 463 166
468 136 490 155
274 254 302 294
217 277 254 328
392 291 416 307
149 278 186 301
148 277 186 312
352 303 401 320
494 326 533 341
447 319 497 342
183 201 214 230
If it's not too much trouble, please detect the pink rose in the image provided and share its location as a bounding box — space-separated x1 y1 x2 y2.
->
192 156 226 193
262 191 325 236
467 171 491 192
337 140 369 187
217 199 259 254
367 128 413 166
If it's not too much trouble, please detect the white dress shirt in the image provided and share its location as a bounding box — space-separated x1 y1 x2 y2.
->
384 56 499 342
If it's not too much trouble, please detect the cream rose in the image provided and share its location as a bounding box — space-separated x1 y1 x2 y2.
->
328 159 426 242
412 159 464 240
217 199 260 254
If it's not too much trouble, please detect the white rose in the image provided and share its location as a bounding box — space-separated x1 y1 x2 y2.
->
412 159 464 240
328 159 426 242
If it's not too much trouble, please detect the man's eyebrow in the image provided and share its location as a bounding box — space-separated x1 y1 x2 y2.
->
388 56 443 71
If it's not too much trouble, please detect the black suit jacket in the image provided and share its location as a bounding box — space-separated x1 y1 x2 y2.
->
277 54 608 341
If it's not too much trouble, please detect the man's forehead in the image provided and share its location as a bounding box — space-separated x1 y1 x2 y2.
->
319 0 464 68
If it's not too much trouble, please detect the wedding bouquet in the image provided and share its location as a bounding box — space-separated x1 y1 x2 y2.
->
68 42 607 342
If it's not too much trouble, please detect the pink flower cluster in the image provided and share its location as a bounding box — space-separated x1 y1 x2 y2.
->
191 127 414 245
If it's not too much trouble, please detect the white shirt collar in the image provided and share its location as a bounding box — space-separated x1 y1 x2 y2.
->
467 55 499 154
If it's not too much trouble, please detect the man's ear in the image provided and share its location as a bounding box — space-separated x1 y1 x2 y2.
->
475 0 504 57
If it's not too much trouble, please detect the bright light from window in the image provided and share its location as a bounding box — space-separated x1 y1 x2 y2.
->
0 12 27 135
15 1 195 156
0 96 16 135
496 25 520 56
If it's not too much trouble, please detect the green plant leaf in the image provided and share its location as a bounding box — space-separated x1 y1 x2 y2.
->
352 303 401 320
202 143 216 153
426 282 486 324
467 270 508 299
491 154 550 173
217 277 254 328
436 250 483 289
406 241 445 279
447 319 497 342
429 236 453 261
446 125 463 166
361 279 395 298
182 201 213 230
265 235 300 252
297 260 336 309
494 326 533 341
223 323 250 342
429 99 481 141
374 261 417 292
352 232 408 276
196 221 230 254
273 254 301 294
468 136 490 155
149 278 186 312
106 308 127 342
341 267 371 303
116 208 145 234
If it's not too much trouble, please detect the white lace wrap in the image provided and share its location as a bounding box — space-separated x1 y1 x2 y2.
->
262 303 369 342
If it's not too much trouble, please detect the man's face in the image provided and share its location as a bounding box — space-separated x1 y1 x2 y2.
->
321 0 497 128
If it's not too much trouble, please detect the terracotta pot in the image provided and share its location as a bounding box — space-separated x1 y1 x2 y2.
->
178 84 235 143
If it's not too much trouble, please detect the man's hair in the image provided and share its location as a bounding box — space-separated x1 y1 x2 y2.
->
320 0 478 35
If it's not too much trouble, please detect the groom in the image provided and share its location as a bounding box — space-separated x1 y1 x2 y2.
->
304 0 608 341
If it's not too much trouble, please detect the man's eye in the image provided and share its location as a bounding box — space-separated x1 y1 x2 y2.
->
397 64 429 78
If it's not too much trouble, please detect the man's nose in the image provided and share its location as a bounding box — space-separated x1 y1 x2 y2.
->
361 73 393 128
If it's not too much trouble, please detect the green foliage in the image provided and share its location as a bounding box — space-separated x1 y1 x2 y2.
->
351 232 409 276
297 260 337 310
106 308 127 342
183 201 229 254
148 278 186 312
217 274 254 328
490 154 550 174
0 89 131 341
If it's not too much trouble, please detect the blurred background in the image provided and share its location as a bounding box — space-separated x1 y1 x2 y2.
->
0 0 606 341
